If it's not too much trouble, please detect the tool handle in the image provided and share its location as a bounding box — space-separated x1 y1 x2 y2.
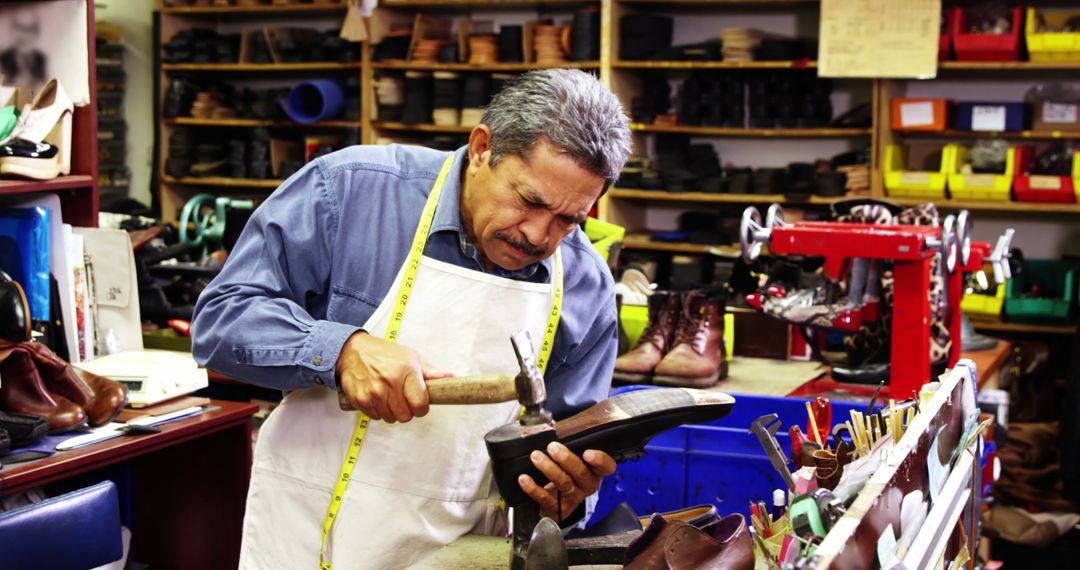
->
337 374 517 410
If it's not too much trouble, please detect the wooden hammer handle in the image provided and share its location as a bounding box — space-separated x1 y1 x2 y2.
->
337 374 517 410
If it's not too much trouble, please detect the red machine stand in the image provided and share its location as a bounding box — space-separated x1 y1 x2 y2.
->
741 205 1013 398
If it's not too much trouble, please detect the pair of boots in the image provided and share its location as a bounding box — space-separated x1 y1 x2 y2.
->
0 342 128 434
614 289 728 388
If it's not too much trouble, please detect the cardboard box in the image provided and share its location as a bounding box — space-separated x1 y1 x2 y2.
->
1033 101 1080 131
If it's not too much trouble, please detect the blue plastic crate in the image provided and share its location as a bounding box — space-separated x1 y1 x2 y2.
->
954 102 1026 132
593 386 871 522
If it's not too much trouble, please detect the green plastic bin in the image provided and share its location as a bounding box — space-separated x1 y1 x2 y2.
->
1004 260 1077 324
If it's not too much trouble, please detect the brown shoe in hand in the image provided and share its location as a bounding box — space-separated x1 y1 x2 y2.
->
614 292 681 384
24 342 127 427
653 290 728 388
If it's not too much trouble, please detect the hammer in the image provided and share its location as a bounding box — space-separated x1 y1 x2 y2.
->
338 329 552 426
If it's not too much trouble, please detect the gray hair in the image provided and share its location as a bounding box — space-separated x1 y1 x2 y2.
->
481 69 631 188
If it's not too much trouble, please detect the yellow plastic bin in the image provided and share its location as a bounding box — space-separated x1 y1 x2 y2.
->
620 303 649 350
1026 8 1080 62
948 145 1029 201
1075 151 1080 202
884 143 958 199
962 266 1006 320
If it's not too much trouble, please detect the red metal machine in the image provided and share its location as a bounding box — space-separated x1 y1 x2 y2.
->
740 204 1014 398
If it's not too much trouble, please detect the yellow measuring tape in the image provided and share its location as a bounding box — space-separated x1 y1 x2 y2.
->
319 155 564 568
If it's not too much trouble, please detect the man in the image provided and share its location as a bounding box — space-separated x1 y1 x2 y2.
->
192 69 631 568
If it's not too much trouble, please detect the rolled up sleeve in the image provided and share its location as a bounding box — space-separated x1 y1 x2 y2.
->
191 160 357 391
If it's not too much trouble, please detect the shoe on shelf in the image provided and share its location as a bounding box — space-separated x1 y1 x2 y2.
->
0 139 61 180
25 341 128 427
0 344 87 433
613 291 680 384
653 289 729 388
3 80 73 176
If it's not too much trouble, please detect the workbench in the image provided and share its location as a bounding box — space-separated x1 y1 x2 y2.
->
0 400 257 569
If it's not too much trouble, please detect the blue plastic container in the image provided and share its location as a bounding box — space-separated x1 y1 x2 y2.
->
953 102 1026 132
281 80 345 124
593 386 871 521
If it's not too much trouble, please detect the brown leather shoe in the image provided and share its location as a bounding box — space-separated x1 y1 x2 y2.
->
639 504 719 529
653 290 728 388
624 513 753 570
24 342 128 427
0 344 87 433
613 292 681 383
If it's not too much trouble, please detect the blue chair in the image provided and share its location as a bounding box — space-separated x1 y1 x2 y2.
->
0 480 124 568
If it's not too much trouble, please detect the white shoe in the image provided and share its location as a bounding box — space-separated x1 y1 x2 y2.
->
2 80 73 175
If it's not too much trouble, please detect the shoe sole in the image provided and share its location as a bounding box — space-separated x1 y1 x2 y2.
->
485 387 735 508
0 157 62 180
652 360 729 388
611 371 653 384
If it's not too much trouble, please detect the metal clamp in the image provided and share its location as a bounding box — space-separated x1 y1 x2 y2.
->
926 214 959 274
740 204 786 263
989 228 1015 284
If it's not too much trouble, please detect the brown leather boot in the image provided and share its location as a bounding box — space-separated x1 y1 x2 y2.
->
653 290 728 388
0 344 87 433
613 292 681 383
24 342 127 427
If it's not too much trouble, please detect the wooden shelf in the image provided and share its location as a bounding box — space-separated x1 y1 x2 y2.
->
162 176 283 189
0 175 96 195
617 0 817 4
610 188 846 204
165 118 360 128
162 62 361 72
159 2 347 14
970 320 1076 335
381 0 595 6
939 61 1080 70
613 60 816 70
372 61 600 71
887 197 1080 214
630 123 871 137
371 121 474 133
623 238 741 257
896 129 1080 140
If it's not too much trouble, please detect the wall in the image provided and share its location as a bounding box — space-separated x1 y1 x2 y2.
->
97 0 153 206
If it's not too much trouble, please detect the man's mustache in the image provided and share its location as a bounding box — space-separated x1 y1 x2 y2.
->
495 231 545 257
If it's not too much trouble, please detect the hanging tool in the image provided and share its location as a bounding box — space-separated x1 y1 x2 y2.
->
750 414 797 492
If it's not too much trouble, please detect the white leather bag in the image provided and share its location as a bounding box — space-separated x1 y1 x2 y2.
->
72 227 143 354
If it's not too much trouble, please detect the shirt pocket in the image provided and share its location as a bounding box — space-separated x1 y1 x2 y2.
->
327 286 380 327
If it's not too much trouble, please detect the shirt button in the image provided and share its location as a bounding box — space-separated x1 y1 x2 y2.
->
315 377 325 385
312 355 323 366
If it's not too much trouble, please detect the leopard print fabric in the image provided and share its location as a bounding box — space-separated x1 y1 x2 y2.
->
838 203 952 366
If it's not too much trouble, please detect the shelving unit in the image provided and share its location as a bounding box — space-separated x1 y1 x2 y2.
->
613 60 816 69
610 188 843 205
0 1 99 228
372 61 600 71
629 124 870 137
971 320 1077 336
154 1 363 223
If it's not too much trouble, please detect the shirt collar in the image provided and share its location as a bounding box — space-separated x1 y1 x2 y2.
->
428 146 551 281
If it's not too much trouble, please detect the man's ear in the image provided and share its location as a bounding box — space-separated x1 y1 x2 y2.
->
467 124 493 175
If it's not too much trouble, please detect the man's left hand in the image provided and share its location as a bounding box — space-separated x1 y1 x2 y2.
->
517 442 617 523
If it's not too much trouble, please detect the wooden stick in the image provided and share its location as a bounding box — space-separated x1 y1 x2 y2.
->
845 420 860 455
850 411 866 451
806 402 823 447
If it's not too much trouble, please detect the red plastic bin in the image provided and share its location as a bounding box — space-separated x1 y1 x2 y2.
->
939 12 951 60
950 7 1022 61
1014 150 1079 203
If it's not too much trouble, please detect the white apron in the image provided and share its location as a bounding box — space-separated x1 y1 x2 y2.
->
238 159 561 569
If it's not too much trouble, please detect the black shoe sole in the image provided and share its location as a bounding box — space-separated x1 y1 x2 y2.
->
485 387 735 508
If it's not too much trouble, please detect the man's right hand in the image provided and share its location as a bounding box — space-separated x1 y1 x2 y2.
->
335 331 453 423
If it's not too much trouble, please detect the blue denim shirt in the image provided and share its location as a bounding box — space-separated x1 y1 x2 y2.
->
191 144 617 419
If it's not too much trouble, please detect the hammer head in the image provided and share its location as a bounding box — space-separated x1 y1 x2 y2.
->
510 330 553 427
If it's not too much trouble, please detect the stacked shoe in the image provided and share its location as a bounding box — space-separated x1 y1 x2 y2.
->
432 72 462 126
719 28 763 62
401 71 434 124
460 74 490 127
619 14 674 60
533 24 568 64
249 128 271 179
615 289 729 387
375 75 405 122
468 35 499 64
631 74 671 124
411 39 447 63
675 72 744 128
0 79 75 180
372 28 412 62
571 8 600 61
499 25 524 63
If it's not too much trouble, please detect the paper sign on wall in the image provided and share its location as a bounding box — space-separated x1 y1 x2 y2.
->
972 106 1006 131
819 0 941 78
